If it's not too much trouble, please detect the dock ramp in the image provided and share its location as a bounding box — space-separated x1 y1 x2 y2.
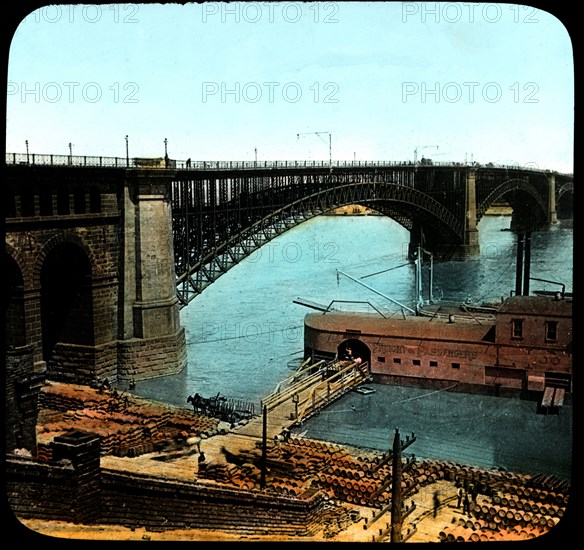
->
540 386 566 414
261 358 371 425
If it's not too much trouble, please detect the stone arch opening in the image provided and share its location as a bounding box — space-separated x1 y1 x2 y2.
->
338 338 371 366
40 242 94 364
557 185 573 220
4 253 26 348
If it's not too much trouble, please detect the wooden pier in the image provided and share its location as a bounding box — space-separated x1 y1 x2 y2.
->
233 358 371 442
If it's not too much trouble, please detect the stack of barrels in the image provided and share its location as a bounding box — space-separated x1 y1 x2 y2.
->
439 517 549 542
470 482 567 531
201 462 261 491
37 381 222 459
436 469 570 542
198 434 569 543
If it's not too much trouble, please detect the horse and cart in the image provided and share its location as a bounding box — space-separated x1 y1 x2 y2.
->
187 392 257 424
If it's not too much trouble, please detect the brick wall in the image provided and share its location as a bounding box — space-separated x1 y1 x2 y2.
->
7 430 328 536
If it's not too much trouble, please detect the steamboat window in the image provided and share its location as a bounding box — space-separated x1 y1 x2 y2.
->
511 319 523 339
378 356 385 363
430 360 438 367
451 363 460 369
412 359 421 366
393 358 401 364
545 321 558 342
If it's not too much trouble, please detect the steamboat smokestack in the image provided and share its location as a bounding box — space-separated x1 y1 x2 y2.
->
523 231 531 296
515 232 524 296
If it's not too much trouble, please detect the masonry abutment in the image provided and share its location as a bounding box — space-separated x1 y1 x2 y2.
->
119 170 187 380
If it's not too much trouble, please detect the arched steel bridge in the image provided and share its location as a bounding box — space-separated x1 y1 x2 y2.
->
167 161 572 307
5 153 573 308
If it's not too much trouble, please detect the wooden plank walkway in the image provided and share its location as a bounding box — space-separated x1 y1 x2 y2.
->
233 359 369 442
552 388 565 408
541 386 555 408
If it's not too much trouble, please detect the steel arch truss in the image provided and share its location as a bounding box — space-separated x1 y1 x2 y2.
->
477 178 547 221
174 180 464 306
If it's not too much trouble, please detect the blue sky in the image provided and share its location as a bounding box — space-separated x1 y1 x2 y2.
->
6 2 574 172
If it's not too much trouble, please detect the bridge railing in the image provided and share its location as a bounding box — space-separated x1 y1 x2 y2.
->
5 152 131 168
5 152 556 173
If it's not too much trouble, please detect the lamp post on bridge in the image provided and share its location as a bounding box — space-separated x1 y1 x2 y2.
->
125 135 129 167
164 138 169 168
68 142 73 165
297 131 332 172
26 140 29 164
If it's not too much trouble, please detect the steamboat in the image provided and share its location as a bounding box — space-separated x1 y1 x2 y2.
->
301 233 572 409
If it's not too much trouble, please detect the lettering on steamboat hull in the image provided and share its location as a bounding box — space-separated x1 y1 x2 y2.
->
303 294 572 400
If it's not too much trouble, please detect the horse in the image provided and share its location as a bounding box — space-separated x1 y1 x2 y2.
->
187 393 206 414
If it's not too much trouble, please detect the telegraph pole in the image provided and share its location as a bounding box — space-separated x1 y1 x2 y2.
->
390 427 417 542
390 428 403 542
414 144 439 169
260 405 267 489
297 131 332 171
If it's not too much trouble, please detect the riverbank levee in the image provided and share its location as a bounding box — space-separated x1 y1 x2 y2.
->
10 374 572 542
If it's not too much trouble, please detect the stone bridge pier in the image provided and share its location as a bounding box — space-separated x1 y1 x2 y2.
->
4 166 187 397
117 170 187 383
408 170 480 260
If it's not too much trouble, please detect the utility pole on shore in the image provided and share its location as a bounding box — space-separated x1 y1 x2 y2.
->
391 427 417 542
260 405 267 489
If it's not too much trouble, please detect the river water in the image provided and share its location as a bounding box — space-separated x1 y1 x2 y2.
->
131 214 573 480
